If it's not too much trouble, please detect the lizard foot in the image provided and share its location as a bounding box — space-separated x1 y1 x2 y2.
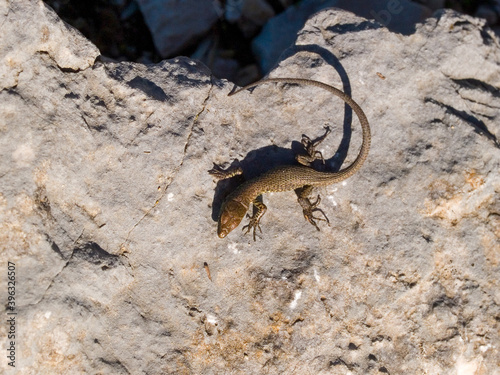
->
300 195 330 231
296 126 331 166
242 199 267 241
242 214 263 241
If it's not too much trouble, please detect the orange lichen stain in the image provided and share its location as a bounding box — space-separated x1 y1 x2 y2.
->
0 219 30 253
186 311 297 371
0 193 44 256
464 169 484 189
482 233 500 267
16 193 35 215
41 25 50 43
34 160 50 186
422 170 490 224
186 327 251 368
35 333 83 372
426 179 457 201
269 311 290 334
421 178 461 223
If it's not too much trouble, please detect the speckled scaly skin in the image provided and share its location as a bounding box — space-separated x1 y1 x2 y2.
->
209 78 371 240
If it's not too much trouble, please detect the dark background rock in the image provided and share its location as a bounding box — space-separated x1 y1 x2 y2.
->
42 0 494 84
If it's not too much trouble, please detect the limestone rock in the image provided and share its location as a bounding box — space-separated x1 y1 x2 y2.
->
0 1 499 374
135 0 223 57
253 0 433 72
0 0 99 90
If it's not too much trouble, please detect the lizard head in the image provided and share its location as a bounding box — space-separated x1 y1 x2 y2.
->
217 199 248 238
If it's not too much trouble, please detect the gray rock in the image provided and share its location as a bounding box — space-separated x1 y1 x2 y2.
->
475 1 500 26
191 36 241 81
225 0 245 22
241 0 275 26
240 0 276 37
226 0 275 26
135 0 223 57
279 0 296 7
225 0 276 38
253 0 433 72
418 0 446 11
1 1 499 374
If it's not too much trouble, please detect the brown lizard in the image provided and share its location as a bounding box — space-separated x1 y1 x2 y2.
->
209 78 371 240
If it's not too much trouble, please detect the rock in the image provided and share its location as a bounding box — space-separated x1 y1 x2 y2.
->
225 0 276 37
234 63 261 85
278 0 296 7
475 1 500 26
190 36 241 81
241 0 275 26
226 0 275 25
1 1 499 374
225 0 244 22
135 0 223 57
253 0 433 72
419 0 446 11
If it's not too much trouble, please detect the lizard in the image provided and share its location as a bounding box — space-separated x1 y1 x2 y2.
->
209 78 371 240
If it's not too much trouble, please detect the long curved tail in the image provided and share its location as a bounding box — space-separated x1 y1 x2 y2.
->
229 78 371 181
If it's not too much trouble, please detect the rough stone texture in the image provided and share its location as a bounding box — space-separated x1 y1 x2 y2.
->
135 0 222 57
1 1 500 374
225 0 275 26
253 0 433 72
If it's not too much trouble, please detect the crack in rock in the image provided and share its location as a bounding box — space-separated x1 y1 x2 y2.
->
119 78 214 250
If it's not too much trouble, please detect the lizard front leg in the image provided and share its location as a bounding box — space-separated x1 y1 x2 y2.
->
295 186 330 231
208 163 243 180
242 199 267 241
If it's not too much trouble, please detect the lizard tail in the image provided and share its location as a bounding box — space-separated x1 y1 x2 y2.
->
229 78 371 182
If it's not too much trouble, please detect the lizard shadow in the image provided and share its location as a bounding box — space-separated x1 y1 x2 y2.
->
211 45 358 222
210 134 340 222
280 44 354 168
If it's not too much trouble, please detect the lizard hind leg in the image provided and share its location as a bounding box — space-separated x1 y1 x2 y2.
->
242 199 267 241
295 186 330 231
296 126 331 166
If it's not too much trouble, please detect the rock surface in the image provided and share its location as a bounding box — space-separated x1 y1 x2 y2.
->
135 0 223 57
253 0 433 72
1 1 499 374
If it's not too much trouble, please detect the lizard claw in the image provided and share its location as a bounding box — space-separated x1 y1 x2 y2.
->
300 195 330 231
296 126 332 166
242 217 262 241
303 207 330 231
